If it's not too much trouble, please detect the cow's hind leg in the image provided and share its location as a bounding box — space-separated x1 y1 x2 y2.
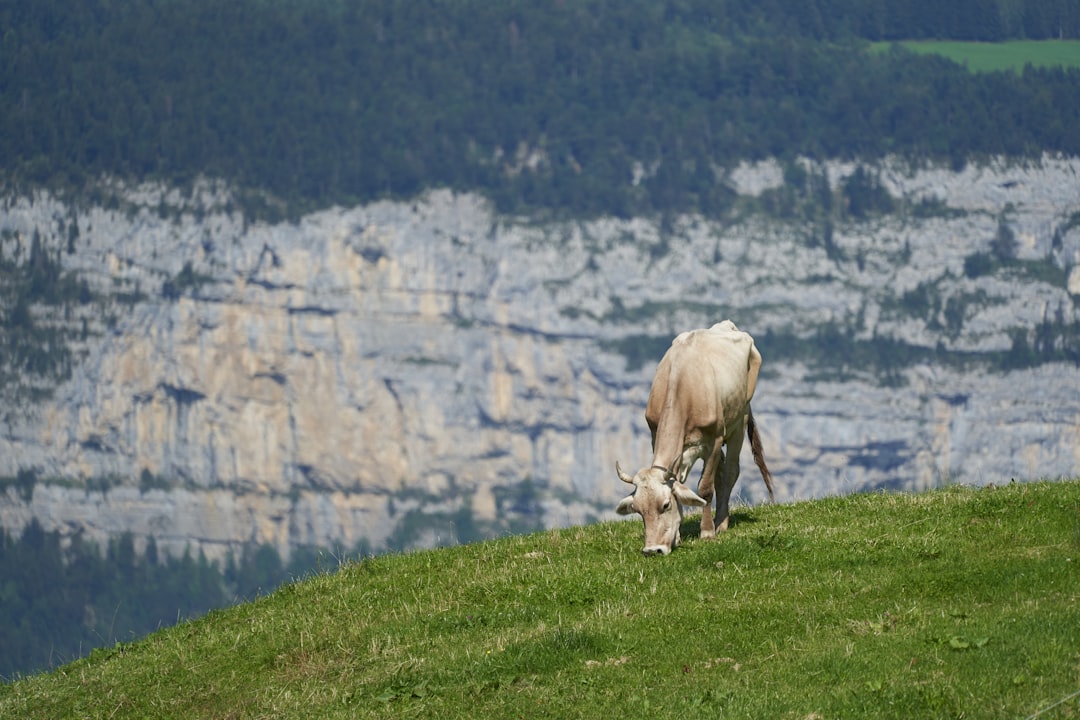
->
698 444 723 539
715 428 745 533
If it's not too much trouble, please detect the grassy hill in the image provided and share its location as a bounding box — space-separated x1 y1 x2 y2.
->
873 39 1080 72
1 480 1078 719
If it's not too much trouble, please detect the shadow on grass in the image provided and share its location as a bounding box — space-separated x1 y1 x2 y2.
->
680 509 759 540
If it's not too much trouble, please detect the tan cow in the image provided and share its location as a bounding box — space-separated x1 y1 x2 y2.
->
616 321 774 555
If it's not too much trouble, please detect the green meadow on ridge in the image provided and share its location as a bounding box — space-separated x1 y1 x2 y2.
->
873 39 1080 73
1 480 1077 719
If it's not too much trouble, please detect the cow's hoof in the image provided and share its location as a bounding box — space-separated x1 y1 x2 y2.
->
700 528 716 540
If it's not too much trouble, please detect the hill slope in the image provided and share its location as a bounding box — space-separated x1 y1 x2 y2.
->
2 480 1077 719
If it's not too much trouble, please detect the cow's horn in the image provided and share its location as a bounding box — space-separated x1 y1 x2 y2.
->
616 461 635 485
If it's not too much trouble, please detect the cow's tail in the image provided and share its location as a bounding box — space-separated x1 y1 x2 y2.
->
746 406 775 502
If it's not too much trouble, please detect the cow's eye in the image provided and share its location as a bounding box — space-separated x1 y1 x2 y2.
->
661 500 671 512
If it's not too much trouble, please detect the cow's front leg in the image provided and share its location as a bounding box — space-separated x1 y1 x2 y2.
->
698 444 723 540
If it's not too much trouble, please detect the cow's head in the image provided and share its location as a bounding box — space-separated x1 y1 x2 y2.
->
614 461 707 556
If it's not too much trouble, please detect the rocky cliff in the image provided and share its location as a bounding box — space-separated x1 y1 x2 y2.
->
2 157 1079 561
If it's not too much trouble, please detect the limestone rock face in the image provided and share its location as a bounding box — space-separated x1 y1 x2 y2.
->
2 158 1079 560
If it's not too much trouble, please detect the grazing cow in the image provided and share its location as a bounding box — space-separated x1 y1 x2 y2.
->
616 321 774 556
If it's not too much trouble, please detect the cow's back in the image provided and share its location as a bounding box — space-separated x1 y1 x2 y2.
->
647 322 756 436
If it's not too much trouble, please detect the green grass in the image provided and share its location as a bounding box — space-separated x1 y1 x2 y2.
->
2 481 1079 719
872 40 1080 73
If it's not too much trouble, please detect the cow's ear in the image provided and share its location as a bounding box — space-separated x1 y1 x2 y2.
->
672 482 707 507
615 495 637 515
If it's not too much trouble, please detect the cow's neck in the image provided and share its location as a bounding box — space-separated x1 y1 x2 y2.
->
650 408 687 473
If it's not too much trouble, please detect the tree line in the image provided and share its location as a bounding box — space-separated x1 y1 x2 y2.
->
0 466 544 680
0 517 344 680
0 0 1077 220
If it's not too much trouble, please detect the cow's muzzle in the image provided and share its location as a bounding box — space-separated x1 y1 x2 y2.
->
642 545 671 557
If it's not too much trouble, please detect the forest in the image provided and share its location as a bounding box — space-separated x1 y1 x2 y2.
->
0 516 345 680
0 468 543 679
0 0 1078 220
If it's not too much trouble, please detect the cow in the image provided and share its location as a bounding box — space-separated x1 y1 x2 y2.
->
615 321 774 556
